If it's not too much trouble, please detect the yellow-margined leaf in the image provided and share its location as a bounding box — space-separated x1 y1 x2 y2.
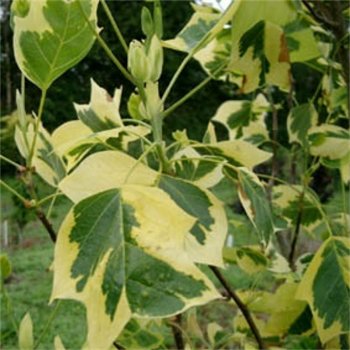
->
308 124 350 160
51 120 149 172
59 150 158 203
54 336 66 350
296 237 350 343
308 125 350 183
237 168 274 245
158 175 227 267
13 0 98 90
171 146 224 189
211 94 269 145
51 185 220 350
74 79 123 131
195 140 271 169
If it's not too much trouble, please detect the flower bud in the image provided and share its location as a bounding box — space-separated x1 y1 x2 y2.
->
128 40 150 83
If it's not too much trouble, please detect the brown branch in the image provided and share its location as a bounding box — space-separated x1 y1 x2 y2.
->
35 208 57 243
113 341 124 350
288 191 305 268
210 266 266 350
170 314 185 350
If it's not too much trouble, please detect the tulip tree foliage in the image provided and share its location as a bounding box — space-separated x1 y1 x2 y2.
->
5 0 349 349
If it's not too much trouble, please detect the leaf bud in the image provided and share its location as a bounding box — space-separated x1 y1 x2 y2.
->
141 7 154 38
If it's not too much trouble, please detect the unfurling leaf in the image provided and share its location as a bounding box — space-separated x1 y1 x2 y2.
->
19 313 33 350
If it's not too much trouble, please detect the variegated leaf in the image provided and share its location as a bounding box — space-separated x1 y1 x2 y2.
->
247 283 310 337
13 0 98 90
117 319 164 350
195 140 271 169
74 79 123 131
296 237 350 343
54 336 66 350
285 26 320 62
230 20 291 93
223 246 268 274
272 185 323 232
158 175 227 267
236 168 274 245
51 186 219 350
59 150 158 203
287 103 318 146
164 5 220 52
211 94 269 145
51 120 149 172
163 1 241 53
15 120 66 187
308 124 350 183
308 124 350 160
171 146 224 189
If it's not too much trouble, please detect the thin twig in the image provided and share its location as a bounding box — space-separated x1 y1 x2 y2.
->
210 266 266 350
288 191 305 268
100 0 128 54
77 0 135 84
113 341 124 349
35 208 57 243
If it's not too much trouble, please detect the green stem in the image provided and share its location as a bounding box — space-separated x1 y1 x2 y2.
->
161 75 213 118
34 301 62 349
21 73 25 102
256 173 303 193
36 192 63 207
161 0 234 104
340 177 348 235
306 188 334 236
161 53 193 104
46 189 59 219
100 0 129 54
19 74 30 152
28 89 47 168
0 180 29 205
122 118 152 129
77 0 134 84
0 154 24 170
